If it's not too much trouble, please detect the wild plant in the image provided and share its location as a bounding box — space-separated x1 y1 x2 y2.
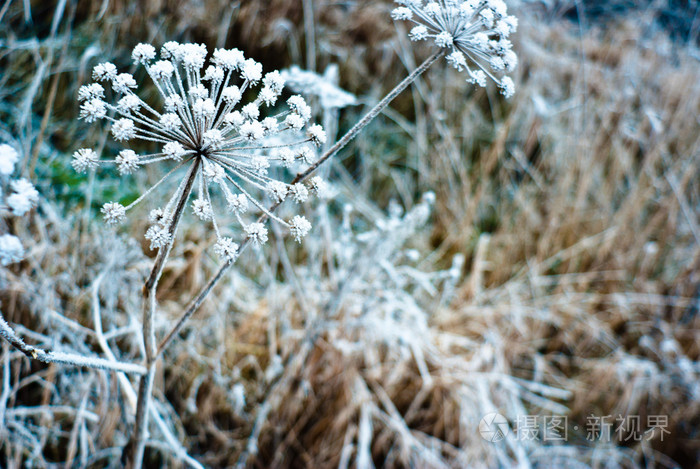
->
0 1 521 467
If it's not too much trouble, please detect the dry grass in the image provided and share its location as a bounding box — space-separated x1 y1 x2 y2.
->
0 1 698 468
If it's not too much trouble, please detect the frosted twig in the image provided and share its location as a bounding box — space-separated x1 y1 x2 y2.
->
292 50 444 184
5 405 99 423
0 314 146 375
234 401 271 469
0 343 11 431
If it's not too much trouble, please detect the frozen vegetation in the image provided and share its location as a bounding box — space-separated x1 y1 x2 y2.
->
0 0 698 467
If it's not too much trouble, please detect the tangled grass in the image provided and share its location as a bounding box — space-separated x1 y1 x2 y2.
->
0 0 698 467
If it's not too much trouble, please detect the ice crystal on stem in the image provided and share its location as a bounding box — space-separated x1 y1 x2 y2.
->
75 42 324 258
392 0 518 97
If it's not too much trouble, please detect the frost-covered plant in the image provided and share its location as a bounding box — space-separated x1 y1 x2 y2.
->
62 8 518 463
326 194 451 346
280 65 357 111
6 4 519 466
71 41 332 468
74 43 327 258
0 143 38 266
227 193 466 466
392 0 518 97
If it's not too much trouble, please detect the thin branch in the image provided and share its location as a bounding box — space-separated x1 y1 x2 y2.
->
290 49 445 185
0 314 146 375
125 158 201 469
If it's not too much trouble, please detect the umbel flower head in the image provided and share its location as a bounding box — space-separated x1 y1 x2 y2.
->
74 42 328 260
392 0 518 98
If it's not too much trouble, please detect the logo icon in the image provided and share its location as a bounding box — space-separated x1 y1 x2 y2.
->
479 412 510 442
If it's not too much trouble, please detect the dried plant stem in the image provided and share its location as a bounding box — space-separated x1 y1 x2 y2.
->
125 158 201 469
92 271 202 469
157 50 444 357
157 255 231 356
0 314 147 375
303 0 316 72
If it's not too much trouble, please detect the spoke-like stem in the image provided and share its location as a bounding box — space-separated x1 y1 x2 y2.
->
124 157 201 469
156 50 444 357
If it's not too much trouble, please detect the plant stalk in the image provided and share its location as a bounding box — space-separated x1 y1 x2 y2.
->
124 158 201 469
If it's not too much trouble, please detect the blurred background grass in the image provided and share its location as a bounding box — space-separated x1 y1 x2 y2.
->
0 0 699 467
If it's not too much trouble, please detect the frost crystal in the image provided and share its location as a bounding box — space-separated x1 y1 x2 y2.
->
72 148 99 173
289 183 309 203
213 237 239 261
289 215 312 242
145 225 171 250
192 199 213 220
76 42 324 253
79 98 107 122
7 178 39 216
101 202 126 225
0 144 19 175
392 0 518 97
307 124 327 147
0 234 24 266
116 149 140 174
78 83 105 102
245 223 269 246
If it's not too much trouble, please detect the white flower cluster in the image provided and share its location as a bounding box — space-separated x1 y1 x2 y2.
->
74 42 329 259
0 144 39 265
392 0 518 98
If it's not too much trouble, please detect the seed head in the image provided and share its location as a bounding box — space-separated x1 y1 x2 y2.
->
392 0 518 97
101 202 127 225
245 222 268 246
7 178 38 216
75 42 325 254
213 237 239 261
289 215 312 242
145 225 171 250
72 148 99 173
307 124 327 147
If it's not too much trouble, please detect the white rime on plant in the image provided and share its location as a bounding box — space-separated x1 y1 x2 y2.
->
280 65 358 110
392 0 518 97
7 179 39 216
0 143 38 265
0 143 20 175
0 233 23 266
74 42 327 257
